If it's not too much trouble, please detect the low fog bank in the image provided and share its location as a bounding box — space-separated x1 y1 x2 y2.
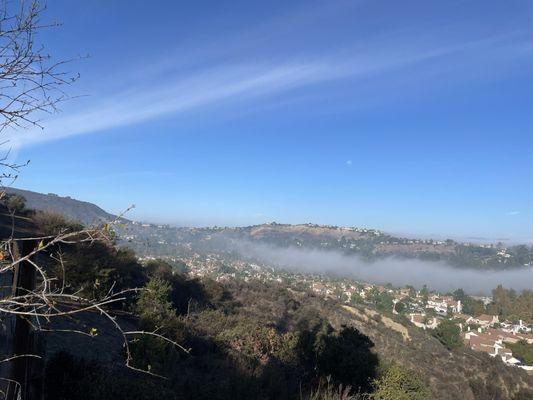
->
229 240 533 295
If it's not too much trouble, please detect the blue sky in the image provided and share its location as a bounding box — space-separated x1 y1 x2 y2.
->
6 0 533 241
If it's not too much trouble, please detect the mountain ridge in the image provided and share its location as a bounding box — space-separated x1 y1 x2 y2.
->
4 187 118 226
5 188 533 269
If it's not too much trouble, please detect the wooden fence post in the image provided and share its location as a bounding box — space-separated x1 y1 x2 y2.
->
5 240 42 400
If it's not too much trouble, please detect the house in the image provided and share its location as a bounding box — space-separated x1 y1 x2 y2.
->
426 295 462 315
399 288 411 297
473 314 499 328
464 333 498 354
409 314 426 328
484 328 514 341
444 299 462 314
453 313 473 324
409 313 439 330
426 299 447 314
464 330 533 369
312 282 326 294
502 320 532 334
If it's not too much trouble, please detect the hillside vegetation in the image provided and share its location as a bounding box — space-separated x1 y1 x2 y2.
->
5 188 117 226
29 217 532 400
2 192 532 399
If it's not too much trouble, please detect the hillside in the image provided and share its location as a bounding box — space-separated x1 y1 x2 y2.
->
239 282 533 400
203 224 532 268
31 236 533 400
128 223 533 270
2 189 532 399
40 263 533 400
5 188 118 226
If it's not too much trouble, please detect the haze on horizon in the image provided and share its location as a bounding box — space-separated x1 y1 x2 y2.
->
228 239 533 295
6 0 533 242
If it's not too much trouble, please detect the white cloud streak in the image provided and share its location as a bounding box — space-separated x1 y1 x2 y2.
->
5 29 532 148
7 62 337 147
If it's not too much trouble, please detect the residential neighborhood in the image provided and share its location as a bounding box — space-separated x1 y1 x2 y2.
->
139 249 533 373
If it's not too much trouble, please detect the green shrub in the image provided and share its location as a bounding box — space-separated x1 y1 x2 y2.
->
59 243 147 300
33 210 83 235
506 340 533 365
1 193 26 214
372 364 429 400
432 319 461 350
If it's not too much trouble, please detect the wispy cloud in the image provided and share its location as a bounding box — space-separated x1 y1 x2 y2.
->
506 211 520 216
7 62 338 147
5 26 532 148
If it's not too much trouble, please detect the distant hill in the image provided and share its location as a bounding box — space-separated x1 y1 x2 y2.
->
5 188 118 226
5 188 532 269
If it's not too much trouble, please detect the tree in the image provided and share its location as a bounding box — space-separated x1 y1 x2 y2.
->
512 244 532 265
452 288 466 302
0 0 79 184
372 291 393 313
491 285 514 318
487 286 533 323
32 210 84 235
395 301 406 314
350 292 364 305
452 288 486 316
2 193 26 214
432 319 461 350
466 298 485 316
137 278 179 333
420 285 429 305
506 340 533 365
0 4 185 397
59 242 147 300
132 278 188 375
